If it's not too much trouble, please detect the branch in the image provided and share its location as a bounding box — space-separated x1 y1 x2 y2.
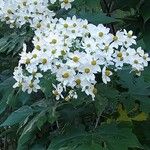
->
101 0 116 34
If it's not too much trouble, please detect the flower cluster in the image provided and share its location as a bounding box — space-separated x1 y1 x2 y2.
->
13 16 150 100
0 0 149 100
0 0 74 28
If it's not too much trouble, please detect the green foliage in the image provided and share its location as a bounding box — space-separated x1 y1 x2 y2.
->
0 0 150 149
0 106 33 127
0 23 33 55
48 123 142 150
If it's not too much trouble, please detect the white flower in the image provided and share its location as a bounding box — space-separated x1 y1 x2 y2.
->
111 31 125 48
52 83 64 100
84 85 97 100
59 0 74 10
124 30 136 47
82 37 97 53
79 64 95 82
6 11 148 100
65 90 77 101
56 67 76 86
102 67 112 84
39 51 52 72
13 67 24 88
67 51 84 68
137 47 150 66
50 0 57 4
22 77 40 94
113 49 126 68
130 54 144 71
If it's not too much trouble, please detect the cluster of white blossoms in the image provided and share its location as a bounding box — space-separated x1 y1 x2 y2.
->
0 0 74 28
0 0 149 100
12 16 150 100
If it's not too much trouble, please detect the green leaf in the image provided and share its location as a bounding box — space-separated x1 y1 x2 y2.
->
48 123 141 150
136 38 146 50
78 10 118 25
143 20 150 51
0 77 16 114
97 123 142 150
31 144 46 150
17 107 57 149
75 143 103 150
0 76 15 90
0 100 7 114
37 114 47 130
18 91 31 105
0 89 12 115
112 9 132 19
0 106 33 127
47 106 58 124
143 66 150 82
84 0 101 11
17 110 46 149
40 73 56 98
141 1 150 23
0 24 33 55
113 0 140 10
94 94 108 115
134 96 150 113
118 69 150 96
96 83 119 104
73 0 101 12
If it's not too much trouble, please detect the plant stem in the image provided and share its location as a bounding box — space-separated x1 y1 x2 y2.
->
101 0 116 34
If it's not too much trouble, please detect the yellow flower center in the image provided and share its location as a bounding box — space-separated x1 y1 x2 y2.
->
33 54 37 58
99 32 104 37
32 72 36 76
61 50 66 55
91 60 97 66
75 79 81 85
7 9 12 14
36 23 41 28
72 30 75 33
83 25 87 29
63 0 69 4
93 87 97 95
84 68 90 74
26 58 30 64
42 58 47 64
51 39 57 44
18 82 22 87
143 56 147 60
104 46 109 51
87 44 91 47
23 2 27 6
105 69 111 76
127 32 132 38
29 83 34 88
72 56 79 62
24 16 29 20
62 72 70 78
53 90 59 96
113 36 118 41
35 45 40 50
117 52 122 58
64 23 68 28
52 49 56 54
134 60 138 64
